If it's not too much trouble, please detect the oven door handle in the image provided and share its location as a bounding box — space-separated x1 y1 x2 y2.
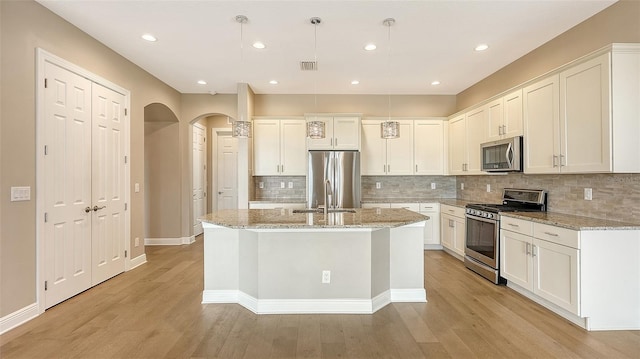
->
465 214 498 224
505 142 513 169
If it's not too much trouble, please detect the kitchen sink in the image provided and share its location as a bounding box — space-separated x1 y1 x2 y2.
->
292 208 356 214
328 209 356 213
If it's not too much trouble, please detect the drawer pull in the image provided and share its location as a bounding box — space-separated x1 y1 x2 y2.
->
508 223 520 228
526 242 531 255
543 231 559 237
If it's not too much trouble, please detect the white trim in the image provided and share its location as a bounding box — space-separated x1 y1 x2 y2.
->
144 237 194 246
201 289 420 314
424 244 443 250
0 303 39 335
35 48 132 315
390 288 427 303
507 281 588 330
127 253 147 271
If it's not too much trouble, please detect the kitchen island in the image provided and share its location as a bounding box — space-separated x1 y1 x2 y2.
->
200 208 428 314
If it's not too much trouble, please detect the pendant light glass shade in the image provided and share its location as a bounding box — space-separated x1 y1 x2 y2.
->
381 121 400 139
232 120 251 138
307 120 325 139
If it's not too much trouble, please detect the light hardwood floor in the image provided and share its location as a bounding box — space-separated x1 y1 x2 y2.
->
1 236 638 358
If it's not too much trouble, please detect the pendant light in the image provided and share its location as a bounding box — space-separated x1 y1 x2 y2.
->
232 14 252 138
306 16 326 139
381 18 399 139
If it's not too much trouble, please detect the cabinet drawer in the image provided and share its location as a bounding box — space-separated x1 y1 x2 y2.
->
500 216 533 236
419 203 440 212
441 204 465 218
390 203 420 212
361 203 391 209
533 223 580 249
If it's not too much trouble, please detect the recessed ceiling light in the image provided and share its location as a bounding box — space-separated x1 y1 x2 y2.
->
253 42 266 49
269 80 278 85
431 80 440 86
141 33 157 42
197 80 207 85
351 80 360 85
364 44 377 51
475 44 489 51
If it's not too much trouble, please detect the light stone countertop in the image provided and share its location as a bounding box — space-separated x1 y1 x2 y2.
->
500 211 640 231
360 198 475 208
200 208 428 229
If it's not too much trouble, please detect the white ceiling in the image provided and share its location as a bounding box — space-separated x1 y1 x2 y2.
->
37 0 616 95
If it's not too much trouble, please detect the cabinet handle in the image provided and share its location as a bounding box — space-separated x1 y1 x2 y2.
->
277 165 280 172
502 125 506 135
526 242 531 255
449 219 454 227
508 223 519 228
281 164 284 173
448 209 455 213
383 164 386 173
498 126 503 136
388 164 391 172
552 155 559 167
532 245 537 257
415 164 418 173
335 138 338 146
543 231 559 237
560 154 566 167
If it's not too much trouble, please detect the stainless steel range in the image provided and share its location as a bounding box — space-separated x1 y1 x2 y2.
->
464 188 547 284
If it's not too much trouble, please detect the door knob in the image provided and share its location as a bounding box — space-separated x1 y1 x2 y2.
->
85 206 92 213
218 191 223 195
93 205 106 212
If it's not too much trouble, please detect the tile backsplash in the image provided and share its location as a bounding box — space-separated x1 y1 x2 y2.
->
457 173 640 223
253 173 640 224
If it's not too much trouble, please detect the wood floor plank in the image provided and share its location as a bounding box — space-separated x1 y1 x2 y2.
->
2 239 639 359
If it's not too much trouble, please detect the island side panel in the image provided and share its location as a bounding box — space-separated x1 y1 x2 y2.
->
257 230 373 300
239 229 259 298
389 222 427 302
371 228 391 298
202 224 240 302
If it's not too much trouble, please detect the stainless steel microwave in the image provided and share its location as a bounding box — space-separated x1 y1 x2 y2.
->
480 136 523 172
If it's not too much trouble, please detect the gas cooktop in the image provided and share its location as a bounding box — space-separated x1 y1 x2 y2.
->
466 188 547 214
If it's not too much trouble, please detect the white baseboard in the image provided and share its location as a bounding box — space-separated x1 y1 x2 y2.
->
0 303 39 335
391 288 427 303
202 289 423 314
145 237 194 246
127 253 147 271
424 244 443 250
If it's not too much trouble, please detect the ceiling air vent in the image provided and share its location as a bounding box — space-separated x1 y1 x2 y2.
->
300 61 318 71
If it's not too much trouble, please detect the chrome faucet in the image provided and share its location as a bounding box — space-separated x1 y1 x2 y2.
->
324 179 333 215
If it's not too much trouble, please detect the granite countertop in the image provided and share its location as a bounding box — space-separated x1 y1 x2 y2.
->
500 211 640 231
250 199 305 203
200 208 428 229
360 198 474 208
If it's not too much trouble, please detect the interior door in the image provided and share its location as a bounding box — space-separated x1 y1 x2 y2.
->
192 123 206 235
91 83 126 285
217 132 238 210
43 62 93 308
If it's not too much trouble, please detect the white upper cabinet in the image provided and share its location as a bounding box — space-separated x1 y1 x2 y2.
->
253 118 306 176
524 46 640 174
448 114 467 175
306 115 360 150
448 108 485 176
486 89 523 142
361 119 414 175
414 119 446 175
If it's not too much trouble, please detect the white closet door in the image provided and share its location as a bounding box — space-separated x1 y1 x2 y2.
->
44 62 93 308
192 124 206 236
91 83 126 285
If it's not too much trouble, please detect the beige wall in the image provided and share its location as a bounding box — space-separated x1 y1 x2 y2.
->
456 0 640 110
0 0 182 316
254 94 456 117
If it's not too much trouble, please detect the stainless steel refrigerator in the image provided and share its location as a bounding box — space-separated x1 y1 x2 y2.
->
307 151 361 209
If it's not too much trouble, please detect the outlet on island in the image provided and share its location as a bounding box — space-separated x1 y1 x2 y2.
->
322 270 331 284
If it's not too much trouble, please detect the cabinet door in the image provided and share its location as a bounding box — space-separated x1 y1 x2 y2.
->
560 53 611 173
253 119 281 175
503 89 523 139
421 207 440 247
333 117 360 150
448 115 467 175
386 120 414 175
486 98 504 142
452 216 466 257
306 116 333 150
533 238 580 315
465 107 486 174
524 75 560 174
500 230 533 291
360 120 386 175
440 214 455 250
280 119 307 175
414 120 445 175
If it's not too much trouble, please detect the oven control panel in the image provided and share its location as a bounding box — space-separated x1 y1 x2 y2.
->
466 208 497 220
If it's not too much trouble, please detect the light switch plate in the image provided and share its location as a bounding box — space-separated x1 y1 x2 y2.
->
431 183 436 189
280 182 285 189
259 182 264 189
288 182 293 189
584 188 593 200
486 184 491 192
375 182 381 189
461 183 465 190
11 186 31 201
134 183 140 193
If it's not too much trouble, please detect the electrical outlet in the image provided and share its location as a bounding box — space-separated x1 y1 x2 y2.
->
431 183 436 189
461 183 465 190
134 237 140 247
259 182 264 189
280 182 285 189
288 181 293 189
10 186 30 201
376 182 381 189
486 184 491 192
584 188 593 201
134 183 140 193
322 270 331 284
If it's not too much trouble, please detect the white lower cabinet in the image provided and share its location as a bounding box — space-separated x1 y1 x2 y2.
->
500 215 640 331
440 204 465 259
419 203 441 250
